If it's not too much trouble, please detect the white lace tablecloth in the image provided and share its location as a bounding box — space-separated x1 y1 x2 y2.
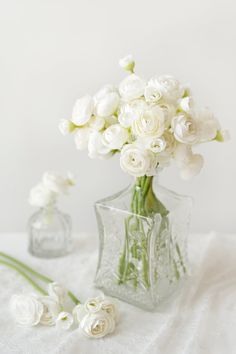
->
0 232 235 354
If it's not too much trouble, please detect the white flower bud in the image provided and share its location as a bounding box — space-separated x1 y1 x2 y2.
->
71 95 94 126
59 119 75 135
56 311 73 331
119 55 135 73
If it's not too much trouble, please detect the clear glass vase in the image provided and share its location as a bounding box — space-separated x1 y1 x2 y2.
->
94 176 192 311
28 206 72 258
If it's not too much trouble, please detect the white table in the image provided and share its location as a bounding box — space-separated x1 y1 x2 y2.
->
0 232 235 354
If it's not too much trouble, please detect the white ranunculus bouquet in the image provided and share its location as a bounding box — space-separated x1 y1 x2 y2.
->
60 55 228 180
58 56 228 298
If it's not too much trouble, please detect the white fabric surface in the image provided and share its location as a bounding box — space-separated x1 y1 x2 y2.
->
0 232 236 354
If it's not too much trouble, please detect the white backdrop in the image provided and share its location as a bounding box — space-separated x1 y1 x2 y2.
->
0 0 235 233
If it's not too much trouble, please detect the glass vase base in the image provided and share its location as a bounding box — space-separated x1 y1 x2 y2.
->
95 276 187 311
28 246 71 259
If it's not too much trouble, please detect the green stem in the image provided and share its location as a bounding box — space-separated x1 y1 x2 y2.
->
118 218 129 284
0 259 47 295
0 252 51 283
0 252 80 305
133 176 151 289
118 175 186 290
142 176 153 200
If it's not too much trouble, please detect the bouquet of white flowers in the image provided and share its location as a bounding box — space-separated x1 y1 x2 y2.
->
59 54 227 179
59 56 228 303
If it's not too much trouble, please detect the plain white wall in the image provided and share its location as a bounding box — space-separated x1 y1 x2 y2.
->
0 0 235 233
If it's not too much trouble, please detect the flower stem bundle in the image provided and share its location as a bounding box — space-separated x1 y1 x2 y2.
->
117 176 186 290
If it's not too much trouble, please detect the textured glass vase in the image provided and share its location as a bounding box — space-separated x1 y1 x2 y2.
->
94 176 192 311
28 206 72 258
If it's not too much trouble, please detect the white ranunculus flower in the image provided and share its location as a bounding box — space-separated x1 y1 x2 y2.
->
42 171 72 195
119 74 146 101
79 311 115 339
95 92 120 118
132 105 165 138
118 100 146 128
10 294 43 327
74 127 92 150
157 75 184 102
102 124 129 150
174 144 204 180
143 136 166 153
56 311 73 331
39 296 61 326
88 131 111 159
71 95 94 126
119 55 135 72
195 109 219 142
59 119 75 135
89 116 105 131
29 183 56 208
171 114 199 144
144 77 163 103
120 144 158 177
94 85 120 118
48 282 68 305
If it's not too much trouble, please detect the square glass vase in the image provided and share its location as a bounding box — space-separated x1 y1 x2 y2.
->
94 177 192 311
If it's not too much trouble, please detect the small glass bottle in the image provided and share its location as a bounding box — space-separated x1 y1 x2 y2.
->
28 205 72 258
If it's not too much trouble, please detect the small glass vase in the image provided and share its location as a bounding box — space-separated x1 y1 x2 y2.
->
28 206 72 258
94 176 192 311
